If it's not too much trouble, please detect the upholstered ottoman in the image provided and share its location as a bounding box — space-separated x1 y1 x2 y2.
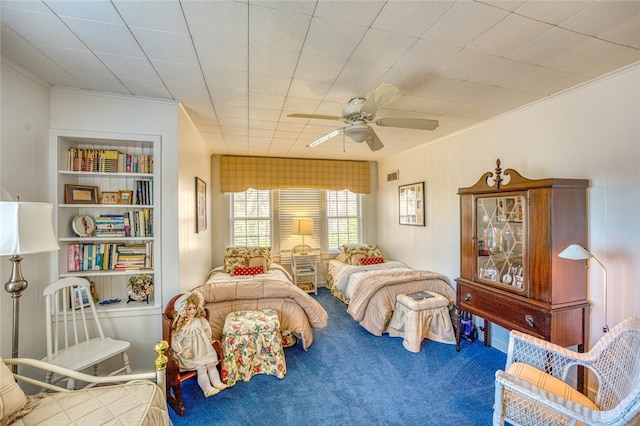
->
221 309 287 386
388 291 456 353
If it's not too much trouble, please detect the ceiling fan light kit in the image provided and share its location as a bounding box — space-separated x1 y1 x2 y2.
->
290 83 439 152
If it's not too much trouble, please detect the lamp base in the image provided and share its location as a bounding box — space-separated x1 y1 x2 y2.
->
4 255 28 372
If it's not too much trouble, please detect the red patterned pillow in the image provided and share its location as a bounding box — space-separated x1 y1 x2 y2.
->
233 265 264 276
359 256 384 266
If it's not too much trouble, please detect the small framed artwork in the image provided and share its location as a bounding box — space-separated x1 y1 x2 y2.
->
70 286 91 309
100 191 119 204
118 190 133 204
398 181 425 226
196 177 207 233
65 184 99 204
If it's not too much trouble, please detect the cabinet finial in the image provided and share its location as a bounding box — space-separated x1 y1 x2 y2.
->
494 159 503 189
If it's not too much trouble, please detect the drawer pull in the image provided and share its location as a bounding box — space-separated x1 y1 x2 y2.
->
525 315 534 327
465 293 473 302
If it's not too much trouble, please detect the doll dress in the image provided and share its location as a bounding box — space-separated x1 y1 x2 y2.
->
173 316 219 371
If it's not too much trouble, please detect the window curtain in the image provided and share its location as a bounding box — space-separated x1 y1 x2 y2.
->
220 156 370 194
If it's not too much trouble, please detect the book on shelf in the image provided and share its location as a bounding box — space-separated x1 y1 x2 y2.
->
405 291 434 301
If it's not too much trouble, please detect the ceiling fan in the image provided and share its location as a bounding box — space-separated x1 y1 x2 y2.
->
288 83 439 152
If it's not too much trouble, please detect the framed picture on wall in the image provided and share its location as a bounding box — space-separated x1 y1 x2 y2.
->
196 177 207 233
399 182 425 226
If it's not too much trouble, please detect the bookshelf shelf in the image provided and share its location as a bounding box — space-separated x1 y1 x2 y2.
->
53 132 161 313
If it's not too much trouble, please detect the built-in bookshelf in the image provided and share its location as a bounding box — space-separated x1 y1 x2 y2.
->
53 132 161 313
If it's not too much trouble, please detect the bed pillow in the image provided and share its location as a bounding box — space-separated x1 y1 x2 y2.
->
360 256 384 266
339 244 369 253
233 265 264 276
0 358 27 421
345 245 383 265
224 255 248 273
248 256 268 270
334 253 348 263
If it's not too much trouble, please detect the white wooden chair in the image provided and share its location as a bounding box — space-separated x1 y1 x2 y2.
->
493 316 640 426
43 277 132 389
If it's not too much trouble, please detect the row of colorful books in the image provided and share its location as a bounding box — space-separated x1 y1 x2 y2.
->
67 242 153 272
66 148 153 174
134 180 153 205
95 210 153 237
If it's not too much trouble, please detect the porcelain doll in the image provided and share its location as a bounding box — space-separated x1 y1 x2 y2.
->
171 291 227 397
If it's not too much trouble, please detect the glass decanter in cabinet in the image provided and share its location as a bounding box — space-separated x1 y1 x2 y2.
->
456 160 590 391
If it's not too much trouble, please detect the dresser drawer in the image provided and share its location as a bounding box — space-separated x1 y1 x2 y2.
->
458 282 550 339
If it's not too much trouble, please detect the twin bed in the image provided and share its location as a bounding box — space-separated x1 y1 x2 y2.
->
190 245 455 350
191 247 328 350
327 244 456 337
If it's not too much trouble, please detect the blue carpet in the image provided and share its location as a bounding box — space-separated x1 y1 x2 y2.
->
169 288 505 425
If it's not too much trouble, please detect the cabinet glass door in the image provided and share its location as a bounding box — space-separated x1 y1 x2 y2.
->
476 195 525 291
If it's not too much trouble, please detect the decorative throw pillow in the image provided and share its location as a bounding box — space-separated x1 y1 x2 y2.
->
334 253 348 263
360 256 384 266
0 359 27 420
224 255 247 273
248 256 267 270
348 253 366 266
233 265 264 276
339 243 369 253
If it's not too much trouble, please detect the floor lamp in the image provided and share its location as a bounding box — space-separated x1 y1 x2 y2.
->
558 243 609 333
0 201 59 371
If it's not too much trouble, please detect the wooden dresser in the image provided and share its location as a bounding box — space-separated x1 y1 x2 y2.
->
455 160 590 389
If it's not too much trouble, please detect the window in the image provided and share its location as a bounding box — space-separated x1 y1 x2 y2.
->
230 189 271 247
229 188 363 253
327 190 361 250
278 189 321 252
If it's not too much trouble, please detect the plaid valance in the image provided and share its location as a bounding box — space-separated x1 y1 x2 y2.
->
220 156 371 194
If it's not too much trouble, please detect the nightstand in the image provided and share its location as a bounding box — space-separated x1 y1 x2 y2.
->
291 253 317 294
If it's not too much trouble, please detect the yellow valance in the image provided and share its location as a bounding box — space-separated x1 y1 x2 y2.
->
220 156 370 194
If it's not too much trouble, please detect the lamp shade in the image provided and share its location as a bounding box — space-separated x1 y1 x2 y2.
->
558 244 593 260
293 219 313 236
0 202 59 256
345 124 372 143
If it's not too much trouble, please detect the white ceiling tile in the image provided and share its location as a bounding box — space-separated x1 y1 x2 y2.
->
112 0 187 33
313 0 384 26
249 3 311 51
60 18 142 57
249 73 291 96
541 38 640 77
130 28 197 64
295 51 346 82
288 79 332 100
559 1 640 36
152 61 203 85
44 0 122 24
514 1 595 25
349 29 417 68
506 27 590 65
599 14 640 49
1 5 86 48
422 1 510 47
249 47 299 78
393 39 462 79
432 48 501 81
467 13 554 57
182 1 248 44
373 1 453 37
98 54 158 81
119 77 172 99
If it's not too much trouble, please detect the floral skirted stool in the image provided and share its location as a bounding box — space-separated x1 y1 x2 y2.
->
221 309 287 386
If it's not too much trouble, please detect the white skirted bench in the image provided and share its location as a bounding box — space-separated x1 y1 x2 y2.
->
388 291 456 352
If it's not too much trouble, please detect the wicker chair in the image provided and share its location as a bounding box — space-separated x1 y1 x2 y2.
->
493 316 640 426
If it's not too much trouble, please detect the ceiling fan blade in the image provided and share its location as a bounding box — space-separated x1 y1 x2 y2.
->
306 128 344 148
361 83 399 115
365 129 384 152
375 117 439 131
288 113 341 121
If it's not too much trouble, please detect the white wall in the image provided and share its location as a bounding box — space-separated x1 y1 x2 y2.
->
377 62 640 352
0 61 53 359
177 105 214 292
